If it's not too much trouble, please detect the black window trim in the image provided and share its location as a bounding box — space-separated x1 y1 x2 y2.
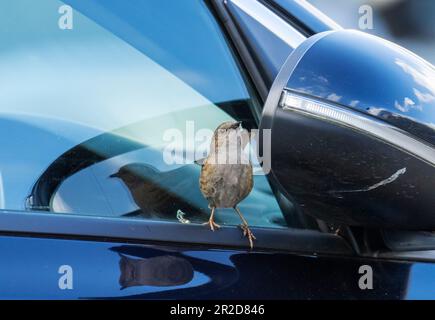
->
0 210 353 255
210 0 308 101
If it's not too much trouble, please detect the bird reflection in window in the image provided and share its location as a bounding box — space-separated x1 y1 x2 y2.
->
110 163 208 222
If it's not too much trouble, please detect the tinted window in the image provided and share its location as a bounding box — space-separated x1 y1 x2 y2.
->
0 0 295 229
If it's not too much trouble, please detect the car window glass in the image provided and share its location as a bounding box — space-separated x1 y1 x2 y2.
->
0 0 298 229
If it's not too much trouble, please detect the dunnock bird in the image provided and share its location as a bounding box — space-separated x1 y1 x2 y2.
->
199 121 255 248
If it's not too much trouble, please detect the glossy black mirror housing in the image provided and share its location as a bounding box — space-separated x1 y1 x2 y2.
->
260 30 435 229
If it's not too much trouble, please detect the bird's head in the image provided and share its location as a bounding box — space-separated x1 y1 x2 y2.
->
110 166 138 187
110 163 158 186
212 121 243 141
210 121 250 156
215 120 242 132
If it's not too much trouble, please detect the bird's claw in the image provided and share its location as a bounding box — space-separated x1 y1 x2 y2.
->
203 219 221 231
240 224 255 249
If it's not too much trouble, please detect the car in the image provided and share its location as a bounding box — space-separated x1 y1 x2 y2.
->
0 0 434 299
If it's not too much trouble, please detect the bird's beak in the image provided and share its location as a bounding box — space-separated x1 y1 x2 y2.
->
232 121 242 129
109 172 119 178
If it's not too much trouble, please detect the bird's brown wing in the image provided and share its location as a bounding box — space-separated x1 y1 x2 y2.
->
199 163 224 207
237 163 254 201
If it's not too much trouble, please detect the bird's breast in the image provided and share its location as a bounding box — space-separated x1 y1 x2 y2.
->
199 162 253 208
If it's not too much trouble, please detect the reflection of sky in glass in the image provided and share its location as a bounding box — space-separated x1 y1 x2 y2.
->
406 263 435 300
288 30 435 140
183 250 237 267
0 0 254 211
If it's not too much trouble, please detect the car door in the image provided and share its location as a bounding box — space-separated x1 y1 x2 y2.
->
0 0 434 299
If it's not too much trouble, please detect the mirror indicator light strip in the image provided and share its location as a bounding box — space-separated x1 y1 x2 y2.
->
280 90 435 167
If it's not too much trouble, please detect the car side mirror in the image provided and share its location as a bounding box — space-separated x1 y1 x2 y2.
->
259 30 435 230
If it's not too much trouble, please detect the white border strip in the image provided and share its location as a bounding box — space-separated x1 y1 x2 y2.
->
230 0 306 49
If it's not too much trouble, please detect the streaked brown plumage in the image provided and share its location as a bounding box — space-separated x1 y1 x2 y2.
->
199 121 255 248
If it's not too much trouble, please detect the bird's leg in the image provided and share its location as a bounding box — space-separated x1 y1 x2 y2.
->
234 206 256 249
203 206 220 231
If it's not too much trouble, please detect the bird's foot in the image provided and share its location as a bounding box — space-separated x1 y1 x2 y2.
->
203 219 221 231
240 224 256 249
